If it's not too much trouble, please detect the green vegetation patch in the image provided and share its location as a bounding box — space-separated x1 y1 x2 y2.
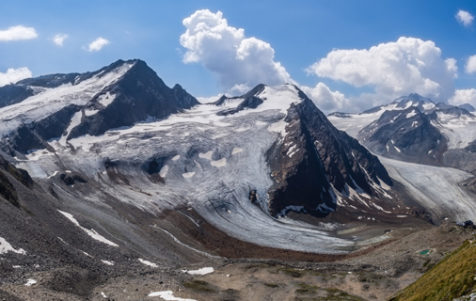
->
391 239 476 301
183 279 215 292
279 267 305 278
263 282 280 288
296 282 319 294
294 286 365 301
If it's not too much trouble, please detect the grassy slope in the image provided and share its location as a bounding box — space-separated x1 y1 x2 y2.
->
391 238 476 301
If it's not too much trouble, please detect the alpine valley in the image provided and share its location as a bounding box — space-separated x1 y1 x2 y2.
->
0 59 475 301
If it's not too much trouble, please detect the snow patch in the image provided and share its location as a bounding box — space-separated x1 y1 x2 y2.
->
147 291 196 301
159 165 169 178
210 158 227 168
97 92 116 107
24 279 37 286
182 172 195 179
198 151 213 160
422 102 435 110
139 258 158 268
406 110 417 118
231 147 243 155
181 267 214 275
286 144 298 158
58 210 119 247
433 112 476 149
101 260 114 266
59 110 83 144
84 109 99 116
47 170 59 179
267 119 287 136
0 237 26 255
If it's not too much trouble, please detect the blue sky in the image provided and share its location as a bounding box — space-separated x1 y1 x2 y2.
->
1 0 476 112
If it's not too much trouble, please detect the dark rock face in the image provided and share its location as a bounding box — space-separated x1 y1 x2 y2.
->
0 85 33 108
216 84 265 116
68 60 199 138
360 107 447 164
0 172 18 207
465 140 476 153
0 155 33 207
59 173 87 186
267 88 392 216
0 156 33 188
5 105 80 154
142 154 173 175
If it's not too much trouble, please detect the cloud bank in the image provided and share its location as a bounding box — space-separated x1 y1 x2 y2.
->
0 67 32 87
180 9 291 93
301 83 350 112
0 25 37 42
307 37 457 104
449 89 476 107
180 10 475 113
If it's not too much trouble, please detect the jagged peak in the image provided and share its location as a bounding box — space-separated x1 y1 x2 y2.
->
240 83 266 98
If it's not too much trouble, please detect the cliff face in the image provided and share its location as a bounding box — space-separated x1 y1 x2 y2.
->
267 89 392 216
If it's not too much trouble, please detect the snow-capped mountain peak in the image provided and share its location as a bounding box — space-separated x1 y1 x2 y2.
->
329 92 476 174
0 60 136 139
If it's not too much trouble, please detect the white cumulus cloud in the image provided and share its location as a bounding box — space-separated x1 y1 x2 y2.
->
307 37 457 103
449 89 476 107
53 33 68 46
465 55 476 74
180 9 291 94
301 83 350 112
456 10 474 27
87 37 109 52
0 67 32 87
0 25 38 42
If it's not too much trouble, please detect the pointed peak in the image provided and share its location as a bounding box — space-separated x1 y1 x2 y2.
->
98 59 139 73
241 83 266 98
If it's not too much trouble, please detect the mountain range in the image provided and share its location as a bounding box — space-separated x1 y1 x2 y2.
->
0 59 475 300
